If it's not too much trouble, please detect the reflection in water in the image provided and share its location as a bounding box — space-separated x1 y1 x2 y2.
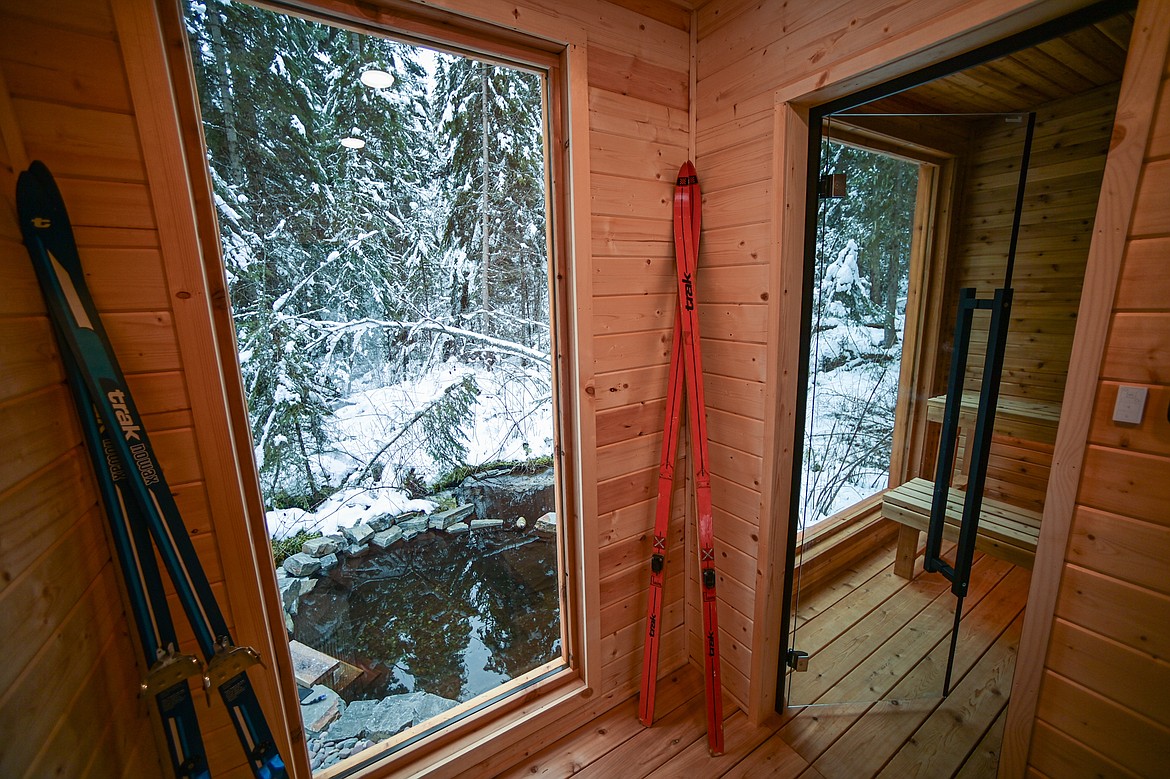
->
293 528 561 703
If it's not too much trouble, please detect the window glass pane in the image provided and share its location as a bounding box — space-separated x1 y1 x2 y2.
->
801 140 918 528
184 1 562 770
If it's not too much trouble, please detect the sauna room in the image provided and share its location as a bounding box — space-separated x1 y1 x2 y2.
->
1 0 1167 777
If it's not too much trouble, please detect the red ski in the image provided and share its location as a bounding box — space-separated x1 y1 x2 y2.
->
638 161 724 755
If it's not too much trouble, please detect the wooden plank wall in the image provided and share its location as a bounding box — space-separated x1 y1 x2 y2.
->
0 0 696 775
0 0 297 776
692 0 1071 718
951 83 1119 512
1028 40 1170 778
0 2 168 777
580 4 693 701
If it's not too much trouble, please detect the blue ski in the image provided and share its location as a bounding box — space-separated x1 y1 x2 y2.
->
18 161 287 779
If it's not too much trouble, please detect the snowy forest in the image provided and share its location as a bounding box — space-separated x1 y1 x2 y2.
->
801 139 918 525
184 0 554 528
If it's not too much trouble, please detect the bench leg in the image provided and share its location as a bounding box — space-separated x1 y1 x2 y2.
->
894 525 920 579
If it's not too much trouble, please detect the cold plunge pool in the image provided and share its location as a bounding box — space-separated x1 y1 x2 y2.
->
292 527 562 705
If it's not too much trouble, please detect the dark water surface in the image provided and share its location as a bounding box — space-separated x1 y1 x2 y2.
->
293 529 561 703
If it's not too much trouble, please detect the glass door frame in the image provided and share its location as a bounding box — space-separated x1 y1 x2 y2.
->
773 0 1132 712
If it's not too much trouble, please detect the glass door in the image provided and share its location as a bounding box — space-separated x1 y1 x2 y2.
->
784 111 1036 709
785 123 937 707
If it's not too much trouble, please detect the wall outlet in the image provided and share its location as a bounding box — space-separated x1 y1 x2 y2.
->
1112 385 1148 425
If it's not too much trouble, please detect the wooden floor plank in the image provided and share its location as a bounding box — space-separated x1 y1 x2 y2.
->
782 555 1014 764
791 538 901 628
786 561 958 706
810 565 1029 777
720 727 810 779
497 665 700 778
642 710 787 778
954 707 1007 779
877 612 1023 778
489 544 1031 778
570 688 708 778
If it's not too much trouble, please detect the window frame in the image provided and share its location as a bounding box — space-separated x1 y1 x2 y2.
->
157 0 600 774
791 122 954 542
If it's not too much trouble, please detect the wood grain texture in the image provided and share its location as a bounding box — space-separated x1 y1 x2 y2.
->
5 0 1170 777
1035 669 1170 779
1007 4 1170 776
1055 564 1170 669
1029 720 1142 779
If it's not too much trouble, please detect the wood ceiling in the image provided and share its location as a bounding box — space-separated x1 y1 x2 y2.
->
858 11 1134 117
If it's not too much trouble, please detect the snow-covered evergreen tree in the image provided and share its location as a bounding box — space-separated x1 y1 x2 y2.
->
802 139 918 524
185 1 553 507
434 59 549 352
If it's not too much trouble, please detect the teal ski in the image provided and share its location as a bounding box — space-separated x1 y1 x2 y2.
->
18 161 286 779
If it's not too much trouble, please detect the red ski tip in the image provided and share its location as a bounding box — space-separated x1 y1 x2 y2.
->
676 160 698 186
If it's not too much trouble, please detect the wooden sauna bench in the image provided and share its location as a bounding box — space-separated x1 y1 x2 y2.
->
925 392 1060 486
877 392 1058 577
924 392 1061 443
881 477 1041 578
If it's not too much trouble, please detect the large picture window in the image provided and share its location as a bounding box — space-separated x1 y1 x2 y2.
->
182 1 571 772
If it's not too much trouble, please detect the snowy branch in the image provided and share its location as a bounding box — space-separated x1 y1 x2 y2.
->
296 315 550 364
272 230 382 313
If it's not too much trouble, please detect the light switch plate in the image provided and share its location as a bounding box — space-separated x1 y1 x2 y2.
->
1112 385 1148 424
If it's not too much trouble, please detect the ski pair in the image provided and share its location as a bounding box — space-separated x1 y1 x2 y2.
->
17 161 287 779
638 161 724 755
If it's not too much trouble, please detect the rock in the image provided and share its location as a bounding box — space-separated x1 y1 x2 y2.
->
515 517 527 530
367 514 393 532
323 692 458 743
278 576 301 610
302 536 342 557
293 587 350 647
301 684 344 734
284 553 321 577
455 467 554 527
398 516 428 540
317 553 339 572
342 523 375 545
470 518 505 531
535 512 557 534
370 527 403 549
280 576 318 615
446 522 470 534
429 504 474 529
412 692 458 724
346 543 371 558
323 699 380 742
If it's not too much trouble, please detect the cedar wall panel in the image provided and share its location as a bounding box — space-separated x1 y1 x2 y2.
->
1031 62 1170 775
0 0 234 776
0 5 169 779
950 84 1118 512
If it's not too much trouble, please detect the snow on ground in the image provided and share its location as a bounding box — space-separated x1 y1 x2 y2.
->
266 359 553 539
267 488 437 540
799 319 903 528
800 364 895 522
329 361 552 478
